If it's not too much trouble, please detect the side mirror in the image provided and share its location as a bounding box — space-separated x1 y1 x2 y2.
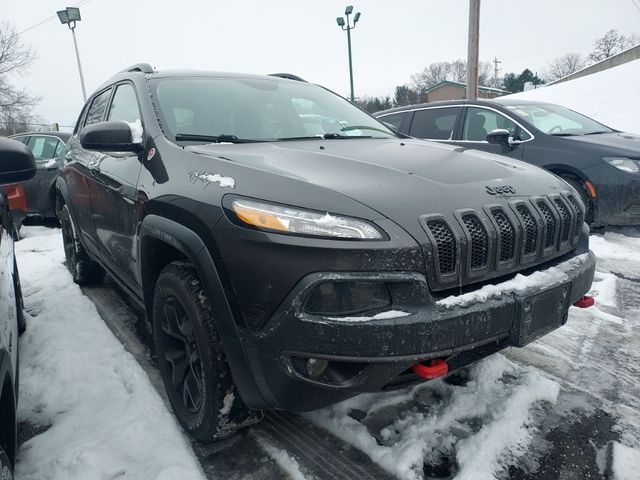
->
80 120 144 153
0 138 37 185
486 128 511 146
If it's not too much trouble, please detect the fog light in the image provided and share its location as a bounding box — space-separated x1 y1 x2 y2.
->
307 358 329 378
304 281 391 316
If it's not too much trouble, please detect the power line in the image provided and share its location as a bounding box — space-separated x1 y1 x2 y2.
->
17 0 93 35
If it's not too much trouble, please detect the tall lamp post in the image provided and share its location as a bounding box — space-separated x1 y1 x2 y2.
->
336 6 361 103
57 7 87 102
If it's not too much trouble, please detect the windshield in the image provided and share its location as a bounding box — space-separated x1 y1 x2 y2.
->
150 76 396 142
504 103 613 136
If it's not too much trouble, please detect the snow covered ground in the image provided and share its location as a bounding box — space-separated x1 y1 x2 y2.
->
505 59 640 134
13 225 640 480
14 227 205 480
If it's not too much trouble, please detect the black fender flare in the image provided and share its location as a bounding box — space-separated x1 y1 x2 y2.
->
54 177 71 217
138 214 267 408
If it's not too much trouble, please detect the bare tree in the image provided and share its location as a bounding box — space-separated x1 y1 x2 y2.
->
589 29 635 62
411 61 451 93
478 61 493 87
0 22 38 131
545 52 586 81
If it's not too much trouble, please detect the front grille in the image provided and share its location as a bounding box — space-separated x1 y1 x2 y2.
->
426 220 456 275
492 210 515 262
554 198 571 243
462 214 488 269
421 194 578 291
516 204 538 255
537 200 556 249
566 195 584 237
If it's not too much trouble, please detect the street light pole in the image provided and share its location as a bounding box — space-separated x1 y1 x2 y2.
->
336 6 361 103
57 7 87 102
69 24 87 101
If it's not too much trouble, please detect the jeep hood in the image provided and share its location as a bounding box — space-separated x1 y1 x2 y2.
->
186 138 570 225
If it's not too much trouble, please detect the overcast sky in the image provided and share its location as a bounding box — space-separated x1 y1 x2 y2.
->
5 0 640 128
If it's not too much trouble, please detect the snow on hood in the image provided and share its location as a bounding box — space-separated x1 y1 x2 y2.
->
504 59 640 134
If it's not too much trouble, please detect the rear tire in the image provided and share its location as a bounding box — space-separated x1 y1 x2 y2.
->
60 204 105 285
152 261 256 442
562 176 593 225
0 447 13 480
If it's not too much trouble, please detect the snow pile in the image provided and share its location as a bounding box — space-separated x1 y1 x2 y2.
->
326 310 410 323
437 253 590 308
505 59 640 134
307 354 560 480
612 442 640 480
15 227 204 480
255 437 309 480
125 119 144 143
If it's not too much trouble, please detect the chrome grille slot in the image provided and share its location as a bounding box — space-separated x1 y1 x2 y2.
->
516 204 538 255
537 200 556 249
462 214 488 269
492 210 515 262
426 220 457 275
554 198 571 244
566 195 584 238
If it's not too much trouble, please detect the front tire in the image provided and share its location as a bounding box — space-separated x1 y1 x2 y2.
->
152 262 255 442
0 447 14 480
563 176 593 225
60 204 105 285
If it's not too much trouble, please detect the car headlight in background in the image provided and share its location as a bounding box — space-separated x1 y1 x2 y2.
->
604 157 640 174
231 198 384 239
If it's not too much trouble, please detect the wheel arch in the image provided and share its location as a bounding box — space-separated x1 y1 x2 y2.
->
544 164 597 224
138 214 267 408
54 176 70 218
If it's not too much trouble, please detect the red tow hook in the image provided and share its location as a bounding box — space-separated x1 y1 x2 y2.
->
573 295 595 308
412 359 449 380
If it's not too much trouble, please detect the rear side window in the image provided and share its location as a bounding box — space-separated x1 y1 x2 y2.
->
27 136 60 162
85 89 112 126
11 136 29 144
409 107 460 140
379 112 409 133
108 84 142 123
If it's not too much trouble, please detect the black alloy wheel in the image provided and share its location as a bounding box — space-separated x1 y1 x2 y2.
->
158 296 204 413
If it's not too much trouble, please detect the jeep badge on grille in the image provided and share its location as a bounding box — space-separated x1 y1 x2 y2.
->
486 185 516 195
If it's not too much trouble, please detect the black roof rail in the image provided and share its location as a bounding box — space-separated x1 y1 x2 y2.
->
269 73 307 82
120 63 155 74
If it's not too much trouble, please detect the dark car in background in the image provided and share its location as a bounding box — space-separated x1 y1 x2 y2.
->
9 131 70 222
0 137 37 479
58 64 595 443
375 99 640 227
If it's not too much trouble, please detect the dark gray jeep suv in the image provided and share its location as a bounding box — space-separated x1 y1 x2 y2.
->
57 64 596 442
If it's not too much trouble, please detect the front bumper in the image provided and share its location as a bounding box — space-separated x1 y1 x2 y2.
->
238 248 596 411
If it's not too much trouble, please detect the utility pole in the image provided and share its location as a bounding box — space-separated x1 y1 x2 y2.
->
466 0 480 100
493 56 502 88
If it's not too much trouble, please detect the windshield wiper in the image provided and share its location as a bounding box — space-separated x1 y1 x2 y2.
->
583 131 611 135
340 125 393 135
175 133 260 143
276 134 373 141
549 132 579 137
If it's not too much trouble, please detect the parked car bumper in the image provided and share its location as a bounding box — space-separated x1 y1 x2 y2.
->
237 241 595 411
586 164 640 226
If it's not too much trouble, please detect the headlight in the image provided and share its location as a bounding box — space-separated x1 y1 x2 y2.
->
604 157 640 174
231 198 384 239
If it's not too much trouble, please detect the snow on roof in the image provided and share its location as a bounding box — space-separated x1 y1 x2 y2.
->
504 59 640 134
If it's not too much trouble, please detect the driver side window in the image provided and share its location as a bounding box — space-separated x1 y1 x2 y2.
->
462 107 528 141
108 84 142 123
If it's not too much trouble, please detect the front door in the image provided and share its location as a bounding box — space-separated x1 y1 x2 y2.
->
455 106 529 160
89 82 144 288
24 135 67 217
64 87 113 253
